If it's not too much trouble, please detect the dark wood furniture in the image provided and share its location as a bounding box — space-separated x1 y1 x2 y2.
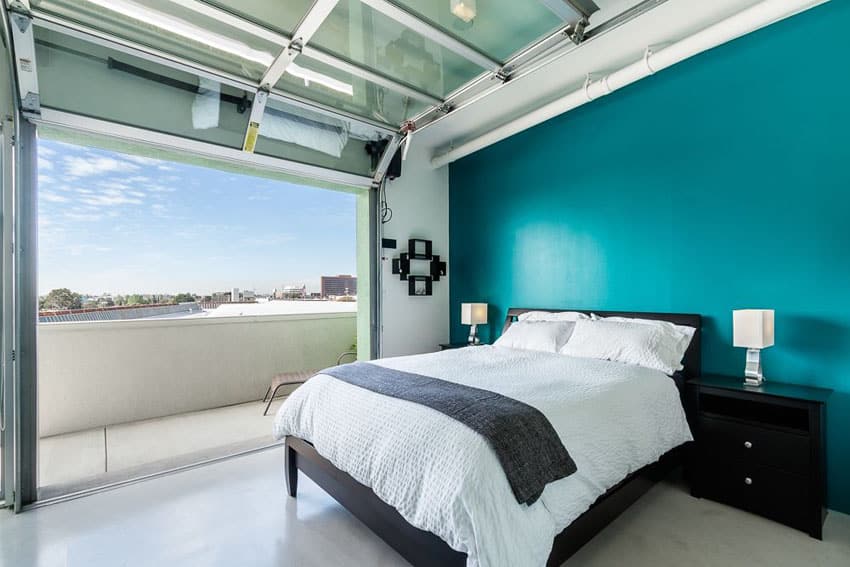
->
286 308 701 566
439 342 475 350
687 374 831 539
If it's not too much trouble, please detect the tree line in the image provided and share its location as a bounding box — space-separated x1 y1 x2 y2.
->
39 288 197 311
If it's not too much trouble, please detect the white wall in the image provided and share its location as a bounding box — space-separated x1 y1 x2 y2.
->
38 312 356 436
380 144 450 357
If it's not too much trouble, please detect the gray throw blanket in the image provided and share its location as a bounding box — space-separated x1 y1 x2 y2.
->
320 361 577 505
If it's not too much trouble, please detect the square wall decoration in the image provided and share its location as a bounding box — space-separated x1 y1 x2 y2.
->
391 238 446 296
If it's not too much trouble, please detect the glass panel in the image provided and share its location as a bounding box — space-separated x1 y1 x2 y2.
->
392 0 565 61
35 27 250 149
310 0 482 97
254 96 388 177
31 0 282 81
202 0 314 36
276 54 427 126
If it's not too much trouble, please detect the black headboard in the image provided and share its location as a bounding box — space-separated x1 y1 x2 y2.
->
503 308 702 379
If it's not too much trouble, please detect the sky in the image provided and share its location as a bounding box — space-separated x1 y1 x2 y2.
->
37 138 357 296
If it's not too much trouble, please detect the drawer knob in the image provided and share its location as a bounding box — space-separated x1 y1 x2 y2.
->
744 477 753 485
744 441 753 449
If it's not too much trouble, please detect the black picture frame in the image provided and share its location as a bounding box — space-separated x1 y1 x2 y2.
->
408 275 432 296
408 239 432 260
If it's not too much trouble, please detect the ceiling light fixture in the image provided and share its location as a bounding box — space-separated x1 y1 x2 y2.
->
287 63 354 96
83 0 275 66
450 0 476 23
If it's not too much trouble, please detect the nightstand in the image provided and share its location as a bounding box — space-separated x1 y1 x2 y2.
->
687 375 831 538
439 342 475 350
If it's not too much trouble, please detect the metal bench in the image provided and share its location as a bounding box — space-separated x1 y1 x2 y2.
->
262 351 357 416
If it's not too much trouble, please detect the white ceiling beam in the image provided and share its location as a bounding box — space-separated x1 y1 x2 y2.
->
259 0 338 89
358 0 503 73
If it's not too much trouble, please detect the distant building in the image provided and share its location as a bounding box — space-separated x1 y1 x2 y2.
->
242 290 256 301
321 275 357 298
276 285 306 299
211 291 231 303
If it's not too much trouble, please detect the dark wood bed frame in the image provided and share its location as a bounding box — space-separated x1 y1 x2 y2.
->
285 308 701 566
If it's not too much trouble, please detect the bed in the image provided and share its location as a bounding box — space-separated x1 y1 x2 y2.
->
274 308 701 567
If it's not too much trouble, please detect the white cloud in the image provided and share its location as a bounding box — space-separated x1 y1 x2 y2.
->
79 191 144 207
126 176 153 184
122 155 164 166
39 146 56 157
39 174 55 185
64 155 140 177
41 191 69 203
146 184 177 193
64 211 104 222
40 157 54 171
67 243 113 256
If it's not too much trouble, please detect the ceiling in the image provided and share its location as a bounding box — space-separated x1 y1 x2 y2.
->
14 0 807 178
414 0 766 159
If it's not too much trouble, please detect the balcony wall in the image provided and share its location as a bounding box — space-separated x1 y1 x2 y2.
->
38 312 356 437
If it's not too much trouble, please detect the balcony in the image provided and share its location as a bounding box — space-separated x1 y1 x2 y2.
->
37 309 357 497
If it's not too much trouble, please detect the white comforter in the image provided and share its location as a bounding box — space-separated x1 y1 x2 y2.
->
273 346 693 567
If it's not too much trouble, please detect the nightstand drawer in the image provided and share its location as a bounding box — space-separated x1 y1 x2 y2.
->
699 415 810 474
698 460 810 532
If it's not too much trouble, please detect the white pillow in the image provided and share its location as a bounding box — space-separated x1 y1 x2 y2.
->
560 319 690 375
593 315 696 371
494 321 576 353
592 314 696 341
518 310 589 323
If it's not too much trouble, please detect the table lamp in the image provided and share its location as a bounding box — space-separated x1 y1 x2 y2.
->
461 303 488 345
733 309 774 386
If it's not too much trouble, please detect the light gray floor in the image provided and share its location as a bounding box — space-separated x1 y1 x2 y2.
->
1 447 848 567
39 397 287 488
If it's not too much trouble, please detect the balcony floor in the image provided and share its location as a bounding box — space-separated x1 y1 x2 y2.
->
39 397 287 498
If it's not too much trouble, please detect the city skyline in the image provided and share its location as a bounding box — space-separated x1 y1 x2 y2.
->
37 138 357 295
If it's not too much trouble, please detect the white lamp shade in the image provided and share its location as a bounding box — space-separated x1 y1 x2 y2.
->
733 309 775 349
461 303 488 325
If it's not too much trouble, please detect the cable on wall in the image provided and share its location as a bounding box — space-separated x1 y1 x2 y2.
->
379 177 392 224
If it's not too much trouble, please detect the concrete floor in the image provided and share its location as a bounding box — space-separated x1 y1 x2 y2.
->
39 397 286 491
1 447 848 567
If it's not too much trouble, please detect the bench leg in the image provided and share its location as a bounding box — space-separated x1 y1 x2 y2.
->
285 442 298 498
263 384 284 416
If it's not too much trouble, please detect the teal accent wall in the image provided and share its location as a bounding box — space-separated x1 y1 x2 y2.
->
449 2 850 513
